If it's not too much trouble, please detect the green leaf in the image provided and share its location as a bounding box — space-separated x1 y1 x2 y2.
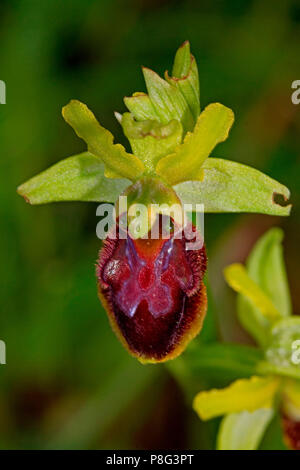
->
165 40 200 121
124 92 159 121
142 67 195 133
62 100 145 181
156 104 234 185
238 228 291 348
17 152 130 204
174 158 291 215
217 408 274 450
119 112 183 172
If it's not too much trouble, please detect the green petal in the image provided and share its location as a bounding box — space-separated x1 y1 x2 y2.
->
224 264 281 322
124 92 159 121
62 100 145 181
193 376 279 420
156 104 234 185
142 67 195 133
173 158 291 215
165 40 200 121
17 152 130 204
217 408 274 450
238 228 291 348
119 113 183 172
172 40 192 78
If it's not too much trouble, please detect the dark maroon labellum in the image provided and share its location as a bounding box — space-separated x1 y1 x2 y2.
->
96 216 207 363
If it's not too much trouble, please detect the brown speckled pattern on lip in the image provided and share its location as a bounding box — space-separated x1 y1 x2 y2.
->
96 217 207 363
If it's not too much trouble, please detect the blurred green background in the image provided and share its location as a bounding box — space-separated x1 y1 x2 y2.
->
0 0 299 449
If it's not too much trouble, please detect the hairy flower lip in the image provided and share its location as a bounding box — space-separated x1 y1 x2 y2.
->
96 217 207 363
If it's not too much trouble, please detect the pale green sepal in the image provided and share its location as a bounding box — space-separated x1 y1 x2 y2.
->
173 158 291 215
217 408 274 450
62 100 145 181
120 113 183 172
157 104 234 185
17 152 130 204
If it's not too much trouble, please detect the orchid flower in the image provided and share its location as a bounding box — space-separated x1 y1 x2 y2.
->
17 43 291 363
